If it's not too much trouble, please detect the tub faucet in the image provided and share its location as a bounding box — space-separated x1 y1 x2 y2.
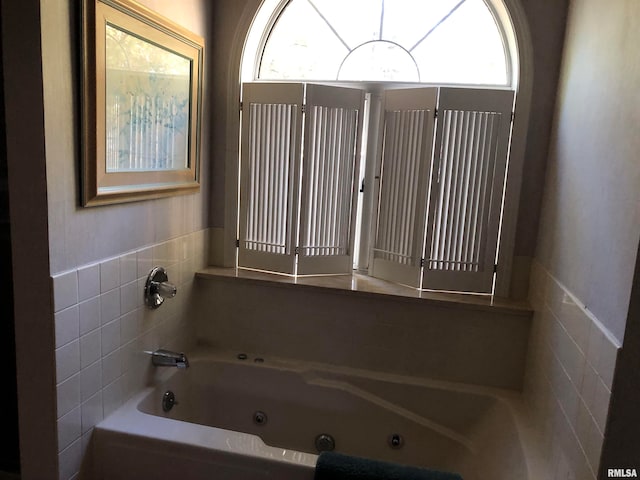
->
144 266 177 309
150 349 189 368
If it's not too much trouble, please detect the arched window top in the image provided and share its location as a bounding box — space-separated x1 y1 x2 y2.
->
247 0 516 86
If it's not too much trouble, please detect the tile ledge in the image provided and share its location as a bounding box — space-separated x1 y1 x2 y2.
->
196 267 532 316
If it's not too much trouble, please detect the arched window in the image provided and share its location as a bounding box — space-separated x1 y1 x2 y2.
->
237 0 526 295
248 0 516 86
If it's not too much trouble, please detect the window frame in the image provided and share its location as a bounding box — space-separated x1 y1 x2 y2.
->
224 0 534 298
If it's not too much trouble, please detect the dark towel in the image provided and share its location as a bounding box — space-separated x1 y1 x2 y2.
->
314 452 463 480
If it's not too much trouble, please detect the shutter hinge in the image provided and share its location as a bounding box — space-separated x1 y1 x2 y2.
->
493 264 498 273
511 111 515 122
240 101 243 112
295 246 300 255
434 109 438 119
301 104 306 114
420 258 425 268
235 238 240 248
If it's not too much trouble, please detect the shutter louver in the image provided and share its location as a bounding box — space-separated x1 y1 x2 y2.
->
371 88 438 287
239 83 364 276
297 84 364 275
238 83 304 274
422 88 514 293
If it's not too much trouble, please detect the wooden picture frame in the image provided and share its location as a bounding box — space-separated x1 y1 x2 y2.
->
82 0 204 206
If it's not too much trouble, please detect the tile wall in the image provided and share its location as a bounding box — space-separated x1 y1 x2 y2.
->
525 260 620 479
194 276 533 390
51 229 209 480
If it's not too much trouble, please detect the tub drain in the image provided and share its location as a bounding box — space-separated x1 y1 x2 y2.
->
253 411 268 425
315 434 335 452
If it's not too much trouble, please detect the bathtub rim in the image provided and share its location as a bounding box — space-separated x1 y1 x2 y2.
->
95 384 319 469
94 347 548 479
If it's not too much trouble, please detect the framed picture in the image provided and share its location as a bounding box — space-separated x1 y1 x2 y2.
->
82 0 204 206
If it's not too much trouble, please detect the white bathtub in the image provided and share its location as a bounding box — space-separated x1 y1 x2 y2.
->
92 349 543 480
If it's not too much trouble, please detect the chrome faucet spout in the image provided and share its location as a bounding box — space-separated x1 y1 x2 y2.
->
150 349 189 368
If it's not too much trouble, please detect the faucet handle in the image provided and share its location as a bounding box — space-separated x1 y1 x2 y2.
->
144 267 177 309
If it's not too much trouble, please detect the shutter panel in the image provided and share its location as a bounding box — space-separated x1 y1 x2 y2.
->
297 84 364 275
422 88 514 293
238 83 304 275
371 88 438 287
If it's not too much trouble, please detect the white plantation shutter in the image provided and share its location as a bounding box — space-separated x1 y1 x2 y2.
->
238 83 304 274
298 84 364 275
422 88 514 293
239 82 363 275
371 88 438 287
239 82 514 291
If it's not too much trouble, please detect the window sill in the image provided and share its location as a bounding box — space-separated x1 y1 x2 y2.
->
195 267 532 316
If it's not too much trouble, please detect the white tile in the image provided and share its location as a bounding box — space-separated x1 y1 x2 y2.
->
153 241 170 265
101 319 121 356
168 239 180 264
137 246 153 280
119 252 138 285
55 306 79 348
102 350 122 386
193 230 206 268
82 430 95 458
58 438 82 480
120 371 136 402
555 293 590 355
184 232 194 260
585 324 603 371
81 392 103 434
554 321 586 389
554 450 571 480
139 327 160 353
80 330 101 369
120 281 140 315
100 288 120 325
56 340 80 383
121 339 144 376
100 258 120 293
584 419 604 473
575 400 595 452
120 310 140 345
58 406 81 453
79 297 100 336
591 378 611 432
80 360 102 402
580 363 599 409
77 263 100 303
53 270 79 313
57 374 80 419
596 336 618 389
103 378 123 418
549 354 580 427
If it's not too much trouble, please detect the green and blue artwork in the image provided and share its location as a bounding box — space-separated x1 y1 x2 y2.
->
105 24 191 172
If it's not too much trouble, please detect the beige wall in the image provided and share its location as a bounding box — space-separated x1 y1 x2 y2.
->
534 0 640 342
9 0 216 478
42 0 214 275
524 0 640 477
513 0 569 257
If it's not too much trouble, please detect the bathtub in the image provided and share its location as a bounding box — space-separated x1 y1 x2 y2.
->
92 349 543 480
